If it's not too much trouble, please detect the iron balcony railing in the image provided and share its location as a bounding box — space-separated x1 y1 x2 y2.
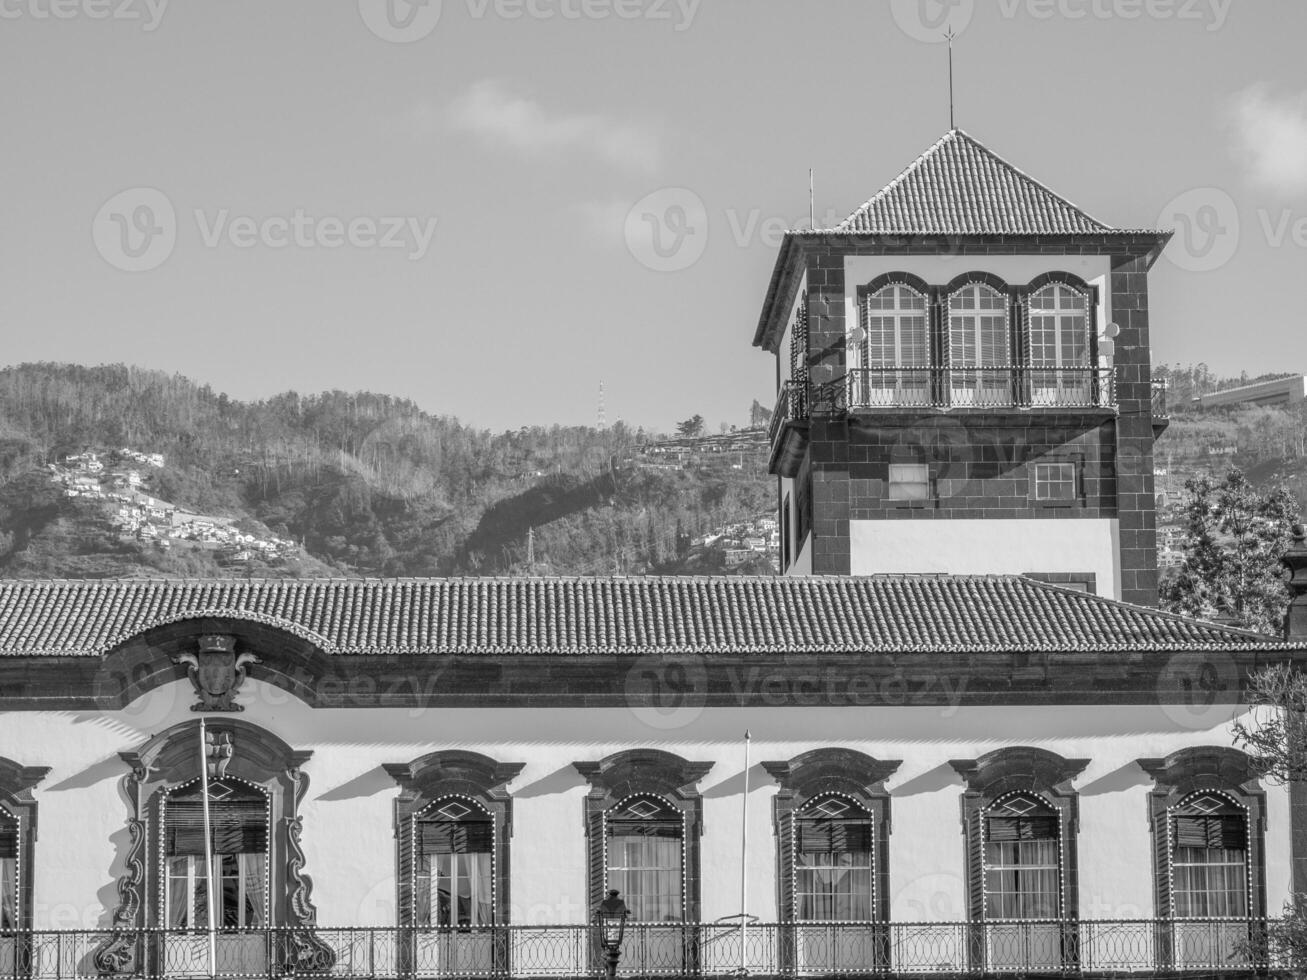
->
825 367 1118 413
0 919 1281 978
1152 377 1171 419
767 380 808 448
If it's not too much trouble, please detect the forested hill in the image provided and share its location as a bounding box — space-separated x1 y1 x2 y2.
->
0 363 772 579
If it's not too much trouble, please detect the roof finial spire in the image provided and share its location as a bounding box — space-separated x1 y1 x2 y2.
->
944 24 956 131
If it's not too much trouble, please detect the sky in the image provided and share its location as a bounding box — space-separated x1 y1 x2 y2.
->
2 0 1306 434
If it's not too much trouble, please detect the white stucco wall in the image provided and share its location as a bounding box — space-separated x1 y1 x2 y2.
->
850 518 1122 599
2 681 1290 928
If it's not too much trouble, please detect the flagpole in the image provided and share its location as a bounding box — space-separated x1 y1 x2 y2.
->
199 717 217 977
739 730 750 975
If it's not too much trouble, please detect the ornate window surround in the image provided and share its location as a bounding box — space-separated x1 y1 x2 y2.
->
95 719 329 976
0 759 49 932
382 751 524 927
761 749 901 923
1137 747 1267 919
949 747 1089 922
572 750 713 921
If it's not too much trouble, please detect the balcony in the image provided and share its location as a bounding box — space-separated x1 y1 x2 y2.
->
11 920 1281 978
1152 378 1171 435
768 367 1117 478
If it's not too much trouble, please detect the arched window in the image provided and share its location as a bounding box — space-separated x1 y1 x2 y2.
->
795 794 874 921
1027 283 1091 406
859 284 929 407
413 797 495 928
605 795 684 923
948 283 1012 406
163 778 269 929
1169 792 1248 919
982 793 1061 920
96 721 331 978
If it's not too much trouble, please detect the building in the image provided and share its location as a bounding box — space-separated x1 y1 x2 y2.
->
0 129 1304 980
1193 376 1307 411
758 130 1168 604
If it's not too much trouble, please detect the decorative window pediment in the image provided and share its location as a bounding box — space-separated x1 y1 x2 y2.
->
950 748 1088 929
1137 747 1266 921
95 720 330 976
383 751 523 930
573 750 713 925
763 749 900 927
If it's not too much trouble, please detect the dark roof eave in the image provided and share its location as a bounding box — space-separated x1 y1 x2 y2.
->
753 233 805 352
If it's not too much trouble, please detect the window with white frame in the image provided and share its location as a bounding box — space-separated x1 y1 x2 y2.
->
887 463 930 501
1033 462 1077 502
164 781 268 929
983 794 1061 920
795 795 874 921
1171 794 1248 918
949 284 1011 406
414 799 495 927
860 285 929 406
1028 284 1091 405
606 796 683 922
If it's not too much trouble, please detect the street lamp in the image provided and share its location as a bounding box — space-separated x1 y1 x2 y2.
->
595 889 629 980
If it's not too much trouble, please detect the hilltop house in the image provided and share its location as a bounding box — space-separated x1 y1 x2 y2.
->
0 130 1303 980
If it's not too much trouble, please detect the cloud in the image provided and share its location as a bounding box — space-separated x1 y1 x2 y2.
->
444 79 661 175
577 199 631 243
1227 85 1307 196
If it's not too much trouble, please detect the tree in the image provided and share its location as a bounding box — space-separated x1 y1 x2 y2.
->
1160 468 1300 633
676 415 704 438
1233 663 1307 971
749 399 773 429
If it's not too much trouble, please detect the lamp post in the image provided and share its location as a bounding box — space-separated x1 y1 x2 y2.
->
595 889 629 980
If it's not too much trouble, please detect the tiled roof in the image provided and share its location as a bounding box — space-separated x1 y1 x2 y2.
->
0 576 1290 657
835 129 1132 236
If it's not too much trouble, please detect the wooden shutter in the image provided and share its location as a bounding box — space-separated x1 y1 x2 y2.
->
167 799 267 854
608 820 681 839
418 820 494 854
1173 815 1244 850
796 820 873 852
967 809 985 920
777 812 794 921
986 816 1058 842
398 815 415 927
587 808 606 911
1153 812 1171 916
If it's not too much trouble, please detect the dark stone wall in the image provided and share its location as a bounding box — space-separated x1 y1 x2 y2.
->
787 236 1162 604
845 416 1114 520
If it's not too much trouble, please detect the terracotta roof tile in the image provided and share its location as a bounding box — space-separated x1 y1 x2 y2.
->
836 130 1136 236
0 576 1290 657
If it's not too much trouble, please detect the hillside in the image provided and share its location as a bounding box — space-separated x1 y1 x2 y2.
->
1153 364 1307 571
0 363 774 579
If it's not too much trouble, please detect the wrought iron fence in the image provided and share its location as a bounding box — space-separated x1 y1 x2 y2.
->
767 381 808 447
836 367 1117 412
1152 377 1170 419
0 919 1281 978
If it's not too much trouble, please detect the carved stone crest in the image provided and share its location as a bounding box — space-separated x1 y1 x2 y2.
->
173 635 260 712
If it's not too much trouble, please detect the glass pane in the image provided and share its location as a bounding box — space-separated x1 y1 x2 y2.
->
609 833 683 922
